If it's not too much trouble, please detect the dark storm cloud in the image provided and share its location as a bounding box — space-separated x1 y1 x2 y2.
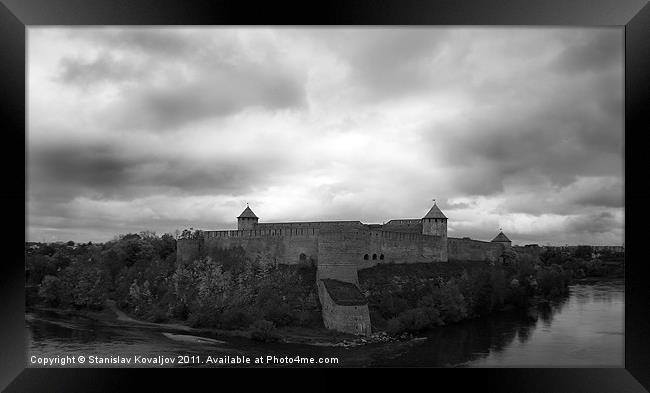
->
569 179 624 209
90 29 199 57
28 139 289 200
567 212 619 234
551 30 623 75
114 67 306 130
60 28 204 59
58 54 144 86
28 143 131 200
55 29 308 130
424 57 622 200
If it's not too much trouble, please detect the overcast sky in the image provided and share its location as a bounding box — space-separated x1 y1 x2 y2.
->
27 27 624 246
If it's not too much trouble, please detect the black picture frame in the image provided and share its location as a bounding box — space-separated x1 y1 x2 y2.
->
2 0 648 391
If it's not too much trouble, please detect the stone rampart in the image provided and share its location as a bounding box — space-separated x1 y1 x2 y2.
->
316 230 367 284
448 237 503 262
203 230 319 266
380 231 447 265
317 279 372 336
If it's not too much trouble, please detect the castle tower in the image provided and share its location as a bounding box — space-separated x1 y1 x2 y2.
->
491 231 512 248
237 205 259 230
422 201 447 237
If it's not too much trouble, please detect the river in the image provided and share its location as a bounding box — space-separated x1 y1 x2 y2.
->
26 279 624 367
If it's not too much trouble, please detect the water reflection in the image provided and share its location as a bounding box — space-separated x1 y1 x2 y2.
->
368 307 540 367
369 280 623 367
27 280 624 367
466 280 624 367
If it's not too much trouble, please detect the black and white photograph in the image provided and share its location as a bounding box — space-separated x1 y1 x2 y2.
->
25 26 625 368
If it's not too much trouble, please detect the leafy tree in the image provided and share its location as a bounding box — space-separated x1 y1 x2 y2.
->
38 275 63 307
249 319 279 342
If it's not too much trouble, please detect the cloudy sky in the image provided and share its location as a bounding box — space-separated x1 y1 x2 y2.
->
27 27 624 245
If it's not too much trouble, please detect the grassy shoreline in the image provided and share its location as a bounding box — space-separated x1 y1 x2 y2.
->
28 300 364 346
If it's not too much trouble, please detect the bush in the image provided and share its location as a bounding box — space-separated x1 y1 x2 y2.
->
249 319 280 342
417 280 468 323
540 249 568 266
458 268 507 317
38 275 62 307
146 305 169 323
220 309 253 330
386 307 443 336
377 293 410 319
385 318 403 336
585 260 608 277
438 280 468 322
262 302 295 327
187 306 221 328
536 266 570 298
563 258 588 278
297 310 322 328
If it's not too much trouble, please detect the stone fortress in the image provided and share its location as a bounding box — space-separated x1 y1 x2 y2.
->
176 201 514 335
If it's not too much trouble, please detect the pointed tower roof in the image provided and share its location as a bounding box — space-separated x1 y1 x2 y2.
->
237 206 258 219
423 202 447 219
491 231 511 243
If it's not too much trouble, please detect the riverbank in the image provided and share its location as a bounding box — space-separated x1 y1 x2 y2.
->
27 279 624 367
28 273 624 349
573 276 624 284
28 299 403 348
87 300 385 347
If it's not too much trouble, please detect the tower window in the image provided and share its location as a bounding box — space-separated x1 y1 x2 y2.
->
380 254 384 260
372 254 377 260
363 254 369 260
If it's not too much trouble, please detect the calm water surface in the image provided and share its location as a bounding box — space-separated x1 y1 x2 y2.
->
27 280 624 367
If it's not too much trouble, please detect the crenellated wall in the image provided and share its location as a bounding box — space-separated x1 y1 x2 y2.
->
202 229 320 266
382 219 423 234
447 237 504 262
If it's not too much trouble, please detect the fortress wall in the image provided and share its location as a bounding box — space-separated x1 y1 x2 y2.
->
255 221 365 231
354 229 386 269
317 280 371 336
420 233 448 262
368 229 383 254
317 231 368 284
381 231 421 264
203 230 319 265
176 239 201 265
378 231 447 265
448 237 503 262
382 219 423 234
205 228 318 237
